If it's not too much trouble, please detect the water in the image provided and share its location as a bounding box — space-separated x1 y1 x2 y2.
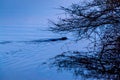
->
0 26 85 80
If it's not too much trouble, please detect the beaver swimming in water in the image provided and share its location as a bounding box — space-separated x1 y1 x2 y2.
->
50 37 68 41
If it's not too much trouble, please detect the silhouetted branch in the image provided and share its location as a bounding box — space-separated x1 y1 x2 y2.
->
48 0 120 80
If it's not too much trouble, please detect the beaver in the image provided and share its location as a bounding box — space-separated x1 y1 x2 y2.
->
50 37 68 41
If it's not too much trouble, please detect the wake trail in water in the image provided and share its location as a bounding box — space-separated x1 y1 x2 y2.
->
0 37 68 44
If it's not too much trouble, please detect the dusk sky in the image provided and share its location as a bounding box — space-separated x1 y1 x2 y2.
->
0 0 80 26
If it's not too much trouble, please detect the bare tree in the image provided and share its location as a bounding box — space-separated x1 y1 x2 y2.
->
48 0 120 79
50 0 120 56
50 0 120 39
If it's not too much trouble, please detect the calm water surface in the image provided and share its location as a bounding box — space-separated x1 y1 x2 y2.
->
0 26 86 80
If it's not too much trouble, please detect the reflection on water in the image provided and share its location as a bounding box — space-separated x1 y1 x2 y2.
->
47 51 120 80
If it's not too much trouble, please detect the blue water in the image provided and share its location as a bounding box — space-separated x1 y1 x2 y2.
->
0 26 62 41
0 26 88 80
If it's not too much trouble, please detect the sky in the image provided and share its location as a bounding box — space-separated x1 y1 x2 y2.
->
0 0 80 26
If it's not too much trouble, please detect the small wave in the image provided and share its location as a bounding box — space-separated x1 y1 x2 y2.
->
0 41 12 44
